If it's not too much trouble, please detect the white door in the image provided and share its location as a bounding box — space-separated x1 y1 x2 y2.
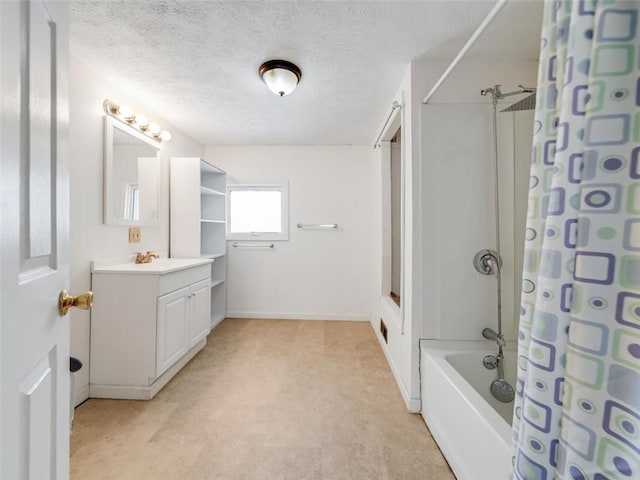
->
1 1 74 479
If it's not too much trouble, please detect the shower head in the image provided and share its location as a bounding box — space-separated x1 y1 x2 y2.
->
490 378 515 403
501 92 536 112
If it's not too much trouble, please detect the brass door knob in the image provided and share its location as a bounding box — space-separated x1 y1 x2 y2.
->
58 290 93 316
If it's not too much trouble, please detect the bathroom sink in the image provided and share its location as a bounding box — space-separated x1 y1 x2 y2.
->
91 257 213 275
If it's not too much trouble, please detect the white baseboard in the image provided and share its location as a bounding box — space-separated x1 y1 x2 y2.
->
89 339 206 400
225 311 369 321
370 318 421 413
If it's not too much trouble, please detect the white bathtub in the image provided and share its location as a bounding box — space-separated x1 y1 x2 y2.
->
420 340 516 480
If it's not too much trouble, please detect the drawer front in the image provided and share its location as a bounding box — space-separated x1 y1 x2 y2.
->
158 264 210 296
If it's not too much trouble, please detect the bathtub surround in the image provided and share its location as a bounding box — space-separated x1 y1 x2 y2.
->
71 319 454 480
421 103 529 343
416 55 539 346
69 56 204 404
513 2 640 478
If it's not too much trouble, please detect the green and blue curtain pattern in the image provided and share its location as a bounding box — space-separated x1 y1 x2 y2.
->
513 1 640 479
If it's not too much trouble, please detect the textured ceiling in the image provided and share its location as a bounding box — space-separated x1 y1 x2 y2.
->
70 1 504 146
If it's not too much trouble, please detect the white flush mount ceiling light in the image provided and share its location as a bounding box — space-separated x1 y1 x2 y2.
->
103 99 172 143
259 60 302 97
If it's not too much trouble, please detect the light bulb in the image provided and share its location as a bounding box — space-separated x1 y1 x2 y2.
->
103 99 119 115
135 114 149 129
160 130 172 141
119 104 134 122
148 123 161 136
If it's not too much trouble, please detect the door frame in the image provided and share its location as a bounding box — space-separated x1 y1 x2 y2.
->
378 102 405 329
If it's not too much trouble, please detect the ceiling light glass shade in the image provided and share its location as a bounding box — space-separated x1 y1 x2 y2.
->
262 68 298 96
259 60 302 97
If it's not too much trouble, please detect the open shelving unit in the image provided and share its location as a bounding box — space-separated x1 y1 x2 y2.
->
170 157 227 328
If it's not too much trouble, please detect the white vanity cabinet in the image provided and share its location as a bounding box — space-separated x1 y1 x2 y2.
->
156 278 210 377
90 258 213 400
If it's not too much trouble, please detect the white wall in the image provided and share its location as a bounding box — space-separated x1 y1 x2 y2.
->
370 65 423 412
205 145 375 321
69 56 203 404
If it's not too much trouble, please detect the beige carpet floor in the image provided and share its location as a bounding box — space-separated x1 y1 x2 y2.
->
71 319 454 480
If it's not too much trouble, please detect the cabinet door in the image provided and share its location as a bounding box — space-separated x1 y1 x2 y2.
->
189 279 211 346
157 286 190 377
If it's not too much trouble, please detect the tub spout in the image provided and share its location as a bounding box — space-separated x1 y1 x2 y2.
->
482 327 505 347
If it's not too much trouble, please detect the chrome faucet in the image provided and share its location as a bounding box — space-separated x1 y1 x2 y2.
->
482 327 505 348
483 327 506 375
135 251 159 264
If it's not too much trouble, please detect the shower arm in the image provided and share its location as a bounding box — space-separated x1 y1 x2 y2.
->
480 85 536 100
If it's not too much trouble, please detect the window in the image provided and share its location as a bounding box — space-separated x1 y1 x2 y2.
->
226 184 288 241
124 183 139 221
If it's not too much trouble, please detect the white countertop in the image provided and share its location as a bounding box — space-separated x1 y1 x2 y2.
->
91 257 213 275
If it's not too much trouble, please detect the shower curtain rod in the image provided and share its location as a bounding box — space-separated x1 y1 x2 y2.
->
422 0 507 104
373 101 401 148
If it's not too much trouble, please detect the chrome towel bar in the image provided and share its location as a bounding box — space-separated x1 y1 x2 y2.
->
296 223 338 229
231 242 274 248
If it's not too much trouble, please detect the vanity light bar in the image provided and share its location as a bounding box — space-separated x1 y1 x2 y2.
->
103 99 172 142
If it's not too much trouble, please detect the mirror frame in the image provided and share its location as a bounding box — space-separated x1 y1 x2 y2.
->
103 115 161 227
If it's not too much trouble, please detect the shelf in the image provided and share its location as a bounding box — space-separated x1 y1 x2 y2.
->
200 161 225 175
200 185 225 196
171 157 227 329
201 252 226 259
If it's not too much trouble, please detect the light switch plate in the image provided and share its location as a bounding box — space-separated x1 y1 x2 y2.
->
129 228 141 243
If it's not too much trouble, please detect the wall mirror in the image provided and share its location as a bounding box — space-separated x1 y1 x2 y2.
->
104 116 160 226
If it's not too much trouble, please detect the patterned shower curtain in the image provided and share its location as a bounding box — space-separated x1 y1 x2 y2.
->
513 1 640 479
